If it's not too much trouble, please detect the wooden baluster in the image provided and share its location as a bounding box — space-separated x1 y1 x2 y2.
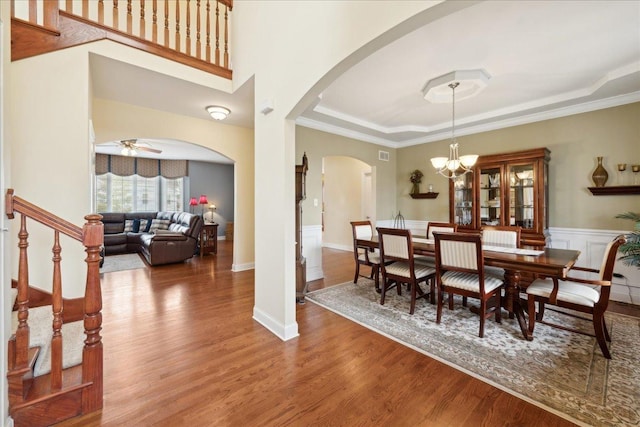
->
28 0 37 23
81 214 104 413
65 0 73 14
15 215 30 369
140 0 146 39
223 3 228 68
113 0 119 30
186 0 191 56
50 231 63 390
82 0 89 19
164 0 170 48
175 0 181 52
206 0 211 62
152 0 158 43
126 0 132 34
98 0 104 25
43 0 59 29
215 1 220 65
196 0 201 59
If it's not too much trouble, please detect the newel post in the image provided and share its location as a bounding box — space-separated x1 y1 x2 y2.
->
81 213 104 412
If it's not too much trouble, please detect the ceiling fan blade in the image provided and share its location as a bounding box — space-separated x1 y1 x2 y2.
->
135 146 163 154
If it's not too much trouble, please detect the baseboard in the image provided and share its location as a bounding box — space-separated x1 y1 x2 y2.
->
306 265 323 282
322 242 351 252
4 416 14 427
252 306 299 341
232 262 255 272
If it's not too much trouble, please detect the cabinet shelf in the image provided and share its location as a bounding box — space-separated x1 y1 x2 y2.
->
410 192 439 199
587 185 640 195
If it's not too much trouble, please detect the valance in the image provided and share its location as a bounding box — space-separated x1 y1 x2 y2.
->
95 154 188 178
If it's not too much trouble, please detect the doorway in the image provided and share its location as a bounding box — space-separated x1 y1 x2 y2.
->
321 156 375 251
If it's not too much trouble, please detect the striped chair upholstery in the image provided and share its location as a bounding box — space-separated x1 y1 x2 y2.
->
434 232 504 338
526 235 626 359
481 226 522 279
350 221 383 291
377 227 436 314
415 222 458 266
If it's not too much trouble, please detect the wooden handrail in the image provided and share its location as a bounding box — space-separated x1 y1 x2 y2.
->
5 188 104 422
6 188 83 242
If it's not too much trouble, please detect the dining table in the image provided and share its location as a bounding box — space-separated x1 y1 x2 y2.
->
356 234 581 340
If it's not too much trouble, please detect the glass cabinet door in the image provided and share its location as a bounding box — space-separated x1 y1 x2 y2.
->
509 163 535 230
479 166 502 226
452 173 474 227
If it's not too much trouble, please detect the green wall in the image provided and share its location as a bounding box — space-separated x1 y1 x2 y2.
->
397 103 640 230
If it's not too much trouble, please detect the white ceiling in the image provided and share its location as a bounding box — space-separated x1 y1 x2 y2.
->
93 1 640 156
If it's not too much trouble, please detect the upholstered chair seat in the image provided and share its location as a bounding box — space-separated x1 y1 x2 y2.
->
441 271 504 294
525 235 626 359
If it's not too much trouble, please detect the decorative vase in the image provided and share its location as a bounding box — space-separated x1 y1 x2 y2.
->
591 156 608 187
411 183 420 194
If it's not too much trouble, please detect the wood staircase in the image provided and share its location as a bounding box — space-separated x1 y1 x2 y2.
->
5 189 104 427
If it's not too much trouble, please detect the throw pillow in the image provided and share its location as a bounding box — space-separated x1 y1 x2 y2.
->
149 219 171 233
132 219 141 233
139 219 151 233
123 219 135 232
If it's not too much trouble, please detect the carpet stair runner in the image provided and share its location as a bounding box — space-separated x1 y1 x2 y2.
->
8 289 90 427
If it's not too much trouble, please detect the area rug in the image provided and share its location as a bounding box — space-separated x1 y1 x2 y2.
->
306 279 640 427
100 253 147 273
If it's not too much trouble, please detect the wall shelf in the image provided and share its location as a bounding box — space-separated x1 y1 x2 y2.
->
410 192 439 199
588 185 640 195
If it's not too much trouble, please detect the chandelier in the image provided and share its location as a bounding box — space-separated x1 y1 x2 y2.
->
430 82 478 179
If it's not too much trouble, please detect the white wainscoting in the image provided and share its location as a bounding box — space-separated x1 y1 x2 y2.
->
302 225 324 282
312 221 638 304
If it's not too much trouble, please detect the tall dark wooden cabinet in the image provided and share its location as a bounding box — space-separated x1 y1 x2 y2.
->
295 153 309 303
449 147 550 247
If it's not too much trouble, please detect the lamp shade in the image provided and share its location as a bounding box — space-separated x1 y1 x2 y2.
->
430 157 448 169
199 195 208 205
189 197 198 206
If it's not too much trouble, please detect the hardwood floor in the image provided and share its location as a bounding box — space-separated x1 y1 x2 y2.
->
55 242 636 426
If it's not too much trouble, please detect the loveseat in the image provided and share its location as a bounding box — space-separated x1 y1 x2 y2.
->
100 211 204 266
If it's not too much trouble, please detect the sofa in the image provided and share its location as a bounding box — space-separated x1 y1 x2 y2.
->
100 211 204 266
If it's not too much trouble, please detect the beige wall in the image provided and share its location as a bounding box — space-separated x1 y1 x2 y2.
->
92 99 255 268
397 103 640 230
322 156 371 249
296 126 397 226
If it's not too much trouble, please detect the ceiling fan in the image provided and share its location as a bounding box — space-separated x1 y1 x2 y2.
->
117 139 162 156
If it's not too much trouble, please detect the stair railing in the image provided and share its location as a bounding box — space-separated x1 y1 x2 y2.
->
5 189 104 413
10 0 233 79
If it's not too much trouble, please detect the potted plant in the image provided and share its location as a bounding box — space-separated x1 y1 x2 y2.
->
616 211 640 268
410 169 423 195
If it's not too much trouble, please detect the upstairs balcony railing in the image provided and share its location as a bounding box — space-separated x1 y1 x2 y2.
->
11 0 232 78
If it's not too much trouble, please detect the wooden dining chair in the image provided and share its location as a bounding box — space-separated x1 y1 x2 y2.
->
350 221 383 291
481 225 521 248
481 225 522 280
434 232 504 338
427 222 458 239
377 227 437 314
526 234 626 359
415 222 458 266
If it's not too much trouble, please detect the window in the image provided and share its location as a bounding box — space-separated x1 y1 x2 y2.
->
96 173 184 212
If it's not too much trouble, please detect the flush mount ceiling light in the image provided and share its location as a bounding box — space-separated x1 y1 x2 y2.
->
206 105 230 120
422 69 490 103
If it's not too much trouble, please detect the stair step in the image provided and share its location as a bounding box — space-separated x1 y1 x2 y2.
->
12 306 85 377
10 365 93 427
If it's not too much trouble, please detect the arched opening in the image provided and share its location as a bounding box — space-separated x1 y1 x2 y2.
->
321 156 375 251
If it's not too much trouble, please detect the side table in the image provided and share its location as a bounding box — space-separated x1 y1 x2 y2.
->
200 222 218 257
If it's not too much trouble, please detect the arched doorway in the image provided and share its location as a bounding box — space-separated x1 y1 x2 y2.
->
322 156 375 251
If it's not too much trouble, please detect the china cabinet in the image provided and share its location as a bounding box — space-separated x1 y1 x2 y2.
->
449 147 550 247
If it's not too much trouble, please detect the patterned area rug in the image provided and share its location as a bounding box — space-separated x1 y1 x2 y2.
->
306 279 640 427
100 253 147 273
